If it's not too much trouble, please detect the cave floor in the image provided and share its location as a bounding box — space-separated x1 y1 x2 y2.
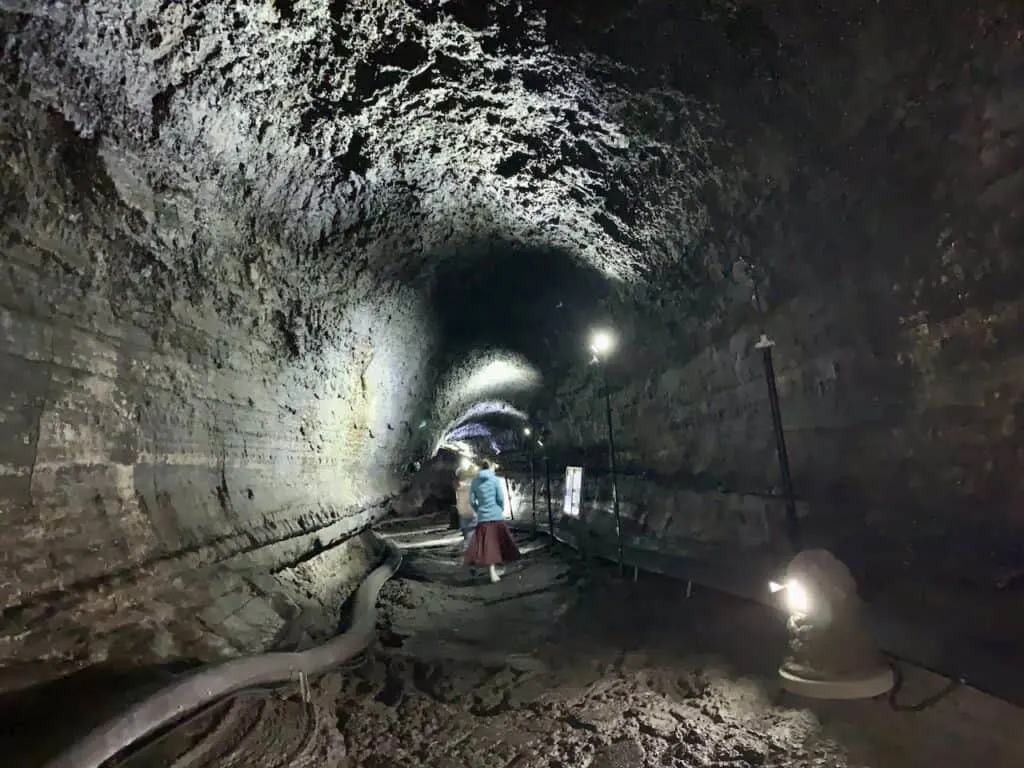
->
97 536 1024 768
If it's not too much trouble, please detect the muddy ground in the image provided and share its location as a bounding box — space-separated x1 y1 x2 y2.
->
115 535 1024 768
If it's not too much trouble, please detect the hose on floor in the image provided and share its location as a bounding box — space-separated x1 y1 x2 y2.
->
112 649 375 768
44 541 402 768
378 526 551 556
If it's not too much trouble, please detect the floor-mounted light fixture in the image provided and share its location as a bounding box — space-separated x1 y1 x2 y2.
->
772 549 894 700
589 327 624 576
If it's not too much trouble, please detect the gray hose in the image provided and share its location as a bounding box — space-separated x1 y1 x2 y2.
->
387 532 465 550
44 541 402 768
378 526 550 555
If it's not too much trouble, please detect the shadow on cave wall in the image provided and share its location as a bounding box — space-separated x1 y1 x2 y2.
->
0 658 204 766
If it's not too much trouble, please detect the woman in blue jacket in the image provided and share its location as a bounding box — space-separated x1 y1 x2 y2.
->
464 459 520 582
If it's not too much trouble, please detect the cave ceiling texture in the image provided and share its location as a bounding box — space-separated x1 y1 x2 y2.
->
1 0 1023 691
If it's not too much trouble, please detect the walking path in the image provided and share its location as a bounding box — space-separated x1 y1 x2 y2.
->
109 522 1024 768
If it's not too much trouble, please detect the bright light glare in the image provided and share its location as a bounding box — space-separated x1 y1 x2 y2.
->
769 579 812 616
438 440 475 457
460 359 541 400
523 427 532 436
783 580 811 616
590 329 616 358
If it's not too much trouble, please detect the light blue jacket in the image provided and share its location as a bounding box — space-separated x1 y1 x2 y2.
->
469 469 506 523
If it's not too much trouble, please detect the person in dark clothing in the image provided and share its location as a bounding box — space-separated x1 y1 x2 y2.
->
454 464 478 549
464 459 520 582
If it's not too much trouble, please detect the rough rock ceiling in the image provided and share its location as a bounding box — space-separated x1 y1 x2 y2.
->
4 0 1023 454
2 0 728 296
1 0 774 467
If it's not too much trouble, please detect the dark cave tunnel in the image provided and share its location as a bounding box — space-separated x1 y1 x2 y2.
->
1 0 1024 765
431 240 613 376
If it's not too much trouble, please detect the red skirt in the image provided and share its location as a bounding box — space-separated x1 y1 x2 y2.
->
463 521 520 566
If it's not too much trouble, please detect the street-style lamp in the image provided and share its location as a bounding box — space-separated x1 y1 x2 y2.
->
750 279 801 552
756 333 801 551
590 328 624 575
524 427 537 529
537 437 553 538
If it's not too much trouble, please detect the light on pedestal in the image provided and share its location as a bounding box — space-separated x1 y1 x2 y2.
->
773 549 895 700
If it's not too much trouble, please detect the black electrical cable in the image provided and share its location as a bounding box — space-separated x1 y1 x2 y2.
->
887 661 962 712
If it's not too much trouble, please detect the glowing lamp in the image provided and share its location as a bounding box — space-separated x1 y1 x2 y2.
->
589 328 615 359
769 579 812 618
774 550 895 700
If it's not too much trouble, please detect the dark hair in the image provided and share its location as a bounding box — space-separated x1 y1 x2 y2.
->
480 459 494 470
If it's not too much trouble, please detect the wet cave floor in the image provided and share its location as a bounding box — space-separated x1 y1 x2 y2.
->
113 535 1024 768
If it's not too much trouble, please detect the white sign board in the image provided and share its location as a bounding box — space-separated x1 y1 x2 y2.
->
563 466 584 518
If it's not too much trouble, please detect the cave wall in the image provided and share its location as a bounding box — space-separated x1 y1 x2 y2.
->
2 0 1021 692
0 220 427 691
573 266 1023 586
541 0 1024 588
0 38 435 691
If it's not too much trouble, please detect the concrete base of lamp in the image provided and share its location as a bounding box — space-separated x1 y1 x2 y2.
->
777 549 896 701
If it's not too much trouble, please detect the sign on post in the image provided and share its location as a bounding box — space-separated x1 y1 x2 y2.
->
563 466 584 518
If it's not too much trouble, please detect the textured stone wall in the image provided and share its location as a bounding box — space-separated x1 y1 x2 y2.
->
0 240 429 691
0 88 434 692
2 0 1023 696
538 0 1024 593
547 262 1024 589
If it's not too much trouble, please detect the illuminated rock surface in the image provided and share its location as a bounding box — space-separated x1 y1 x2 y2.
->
1 0 1023 736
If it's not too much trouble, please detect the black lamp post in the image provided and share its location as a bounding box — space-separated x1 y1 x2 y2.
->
591 329 624 576
543 447 554 538
756 333 801 551
751 280 801 553
524 427 537 531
